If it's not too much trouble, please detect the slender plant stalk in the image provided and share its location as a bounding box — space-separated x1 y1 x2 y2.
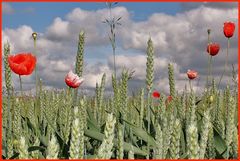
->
105 3 121 78
32 33 39 98
218 38 230 87
209 56 213 85
206 29 211 88
19 75 23 97
189 80 193 92
32 32 41 135
109 4 116 78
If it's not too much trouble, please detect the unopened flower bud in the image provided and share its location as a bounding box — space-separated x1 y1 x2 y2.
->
32 32 37 40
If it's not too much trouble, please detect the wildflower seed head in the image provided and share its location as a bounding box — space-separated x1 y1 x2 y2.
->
207 29 211 35
32 32 37 40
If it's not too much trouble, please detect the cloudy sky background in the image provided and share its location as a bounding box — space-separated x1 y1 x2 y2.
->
2 2 238 95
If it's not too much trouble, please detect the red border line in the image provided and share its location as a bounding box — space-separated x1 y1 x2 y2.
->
1 0 239 2
1 0 239 161
0 1 2 159
238 1 240 160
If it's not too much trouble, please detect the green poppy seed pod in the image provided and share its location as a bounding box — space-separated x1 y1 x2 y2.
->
32 32 37 40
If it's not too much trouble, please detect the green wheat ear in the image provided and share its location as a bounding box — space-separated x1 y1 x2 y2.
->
154 123 163 159
187 124 199 159
18 136 29 159
170 119 181 159
199 109 211 159
46 134 59 159
96 113 116 159
4 42 12 93
69 106 81 159
168 63 175 98
75 31 85 77
146 37 154 92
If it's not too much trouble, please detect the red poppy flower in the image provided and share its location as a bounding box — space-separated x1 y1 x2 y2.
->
207 43 220 56
187 70 198 80
223 22 235 38
152 91 160 98
8 53 36 75
65 70 84 88
165 95 173 105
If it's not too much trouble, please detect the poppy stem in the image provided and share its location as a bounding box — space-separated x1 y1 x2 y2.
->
34 39 38 96
189 79 193 92
73 89 78 107
206 29 211 89
218 38 230 88
19 75 23 97
209 56 213 85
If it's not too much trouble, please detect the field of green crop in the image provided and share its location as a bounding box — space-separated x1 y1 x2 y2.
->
2 3 238 160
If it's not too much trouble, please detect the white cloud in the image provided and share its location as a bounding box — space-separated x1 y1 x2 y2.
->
2 25 33 52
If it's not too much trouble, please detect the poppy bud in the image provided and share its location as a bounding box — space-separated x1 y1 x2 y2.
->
207 29 211 35
223 22 235 38
187 70 198 80
32 32 37 40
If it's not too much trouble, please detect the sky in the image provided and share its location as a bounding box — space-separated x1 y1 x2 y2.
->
2 2 239 95
3 2 182 31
